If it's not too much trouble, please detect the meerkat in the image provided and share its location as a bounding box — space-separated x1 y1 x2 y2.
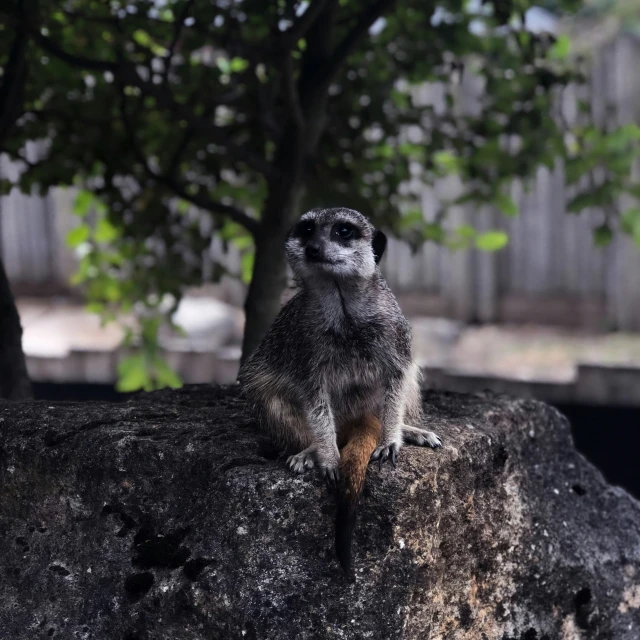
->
238 207 442 576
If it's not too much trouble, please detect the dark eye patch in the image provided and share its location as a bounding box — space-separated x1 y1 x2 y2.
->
333 222 360 241
293 220 315 239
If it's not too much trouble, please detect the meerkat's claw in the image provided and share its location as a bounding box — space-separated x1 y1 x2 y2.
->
322 465 340 490
422 431 442 449
370 443 399 469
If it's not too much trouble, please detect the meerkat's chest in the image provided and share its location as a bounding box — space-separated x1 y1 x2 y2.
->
317 324 393 396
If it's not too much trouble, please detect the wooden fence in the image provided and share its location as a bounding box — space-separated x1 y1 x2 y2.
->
382 34 640 331
1 34 639 330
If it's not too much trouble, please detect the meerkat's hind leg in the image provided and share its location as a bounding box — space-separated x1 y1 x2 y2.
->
259 393 316 473
287 444 317 474
402 424 442 449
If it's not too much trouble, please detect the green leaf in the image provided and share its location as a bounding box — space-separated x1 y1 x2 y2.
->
422 223 446 243
494 192 518 217
241 251 255 284
73 190 94 217
399 143 425 161
375 144 394 159
85 302 105 314
621 207 640 248
132 30 167 56
567 183 617 213
229 57 249 73
66 225 90 248
0 179 12 196
446 224 477 250
475 231 508 252
398 209 424 230
232 235 253 251
567 193 596 213
455 224 477 239
549 35 571 60
95 218 119 243
102 279 121 302
433 151 458 174
593 224 613 247
116 355 151 393
154 357 183 389
141 316 162 344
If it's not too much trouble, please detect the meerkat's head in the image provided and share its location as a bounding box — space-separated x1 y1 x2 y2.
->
285 207 387 283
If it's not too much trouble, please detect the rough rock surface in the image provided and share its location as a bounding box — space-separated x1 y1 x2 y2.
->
1 385 639 640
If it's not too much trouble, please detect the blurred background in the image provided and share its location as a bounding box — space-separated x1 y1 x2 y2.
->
0 1 638 494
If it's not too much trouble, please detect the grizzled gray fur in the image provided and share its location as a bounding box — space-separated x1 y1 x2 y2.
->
238 207 441 481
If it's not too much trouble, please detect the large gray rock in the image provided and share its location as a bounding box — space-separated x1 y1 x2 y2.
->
1 386 639 639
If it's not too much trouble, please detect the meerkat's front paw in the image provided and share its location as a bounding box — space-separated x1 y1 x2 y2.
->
370 441 401 469
286 447 316 474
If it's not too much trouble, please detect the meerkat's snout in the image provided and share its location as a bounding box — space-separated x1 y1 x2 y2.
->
305 239 325 262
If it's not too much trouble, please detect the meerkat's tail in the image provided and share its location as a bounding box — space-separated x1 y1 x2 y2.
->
335 414 381 579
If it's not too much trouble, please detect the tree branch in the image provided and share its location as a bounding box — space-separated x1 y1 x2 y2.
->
163 0 195 85
26 108 111 127
166 126 196 176
0 1 29 147
282 52 305 130
118 92 259 236
320 0 397 84
30 30 119 71
287 0 330 43
154 172 260 237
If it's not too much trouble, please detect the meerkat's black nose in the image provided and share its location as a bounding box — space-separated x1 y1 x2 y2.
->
305 241 322 261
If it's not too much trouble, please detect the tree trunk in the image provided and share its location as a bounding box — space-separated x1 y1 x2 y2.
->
240 175 303 363
0 257 32 400
239 4 337 364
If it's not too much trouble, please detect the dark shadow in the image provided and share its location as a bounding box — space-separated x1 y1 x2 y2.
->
555 403 640 500
33 381 126 403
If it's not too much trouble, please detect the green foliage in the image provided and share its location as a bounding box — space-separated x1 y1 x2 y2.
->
66 189 188 391
593 224 613 247
475 231 510 252
549 34 572 59
621 208 640 248
1 0 638 388
117 317 182 392
493 193 519 218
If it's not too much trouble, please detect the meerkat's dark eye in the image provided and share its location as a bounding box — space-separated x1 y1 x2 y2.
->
294 220 315 238
334 223 358 240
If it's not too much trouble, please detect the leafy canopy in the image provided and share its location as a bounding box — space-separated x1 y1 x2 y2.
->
1 0 638 389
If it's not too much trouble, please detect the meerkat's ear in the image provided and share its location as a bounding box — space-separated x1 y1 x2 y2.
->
372 229 387 264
